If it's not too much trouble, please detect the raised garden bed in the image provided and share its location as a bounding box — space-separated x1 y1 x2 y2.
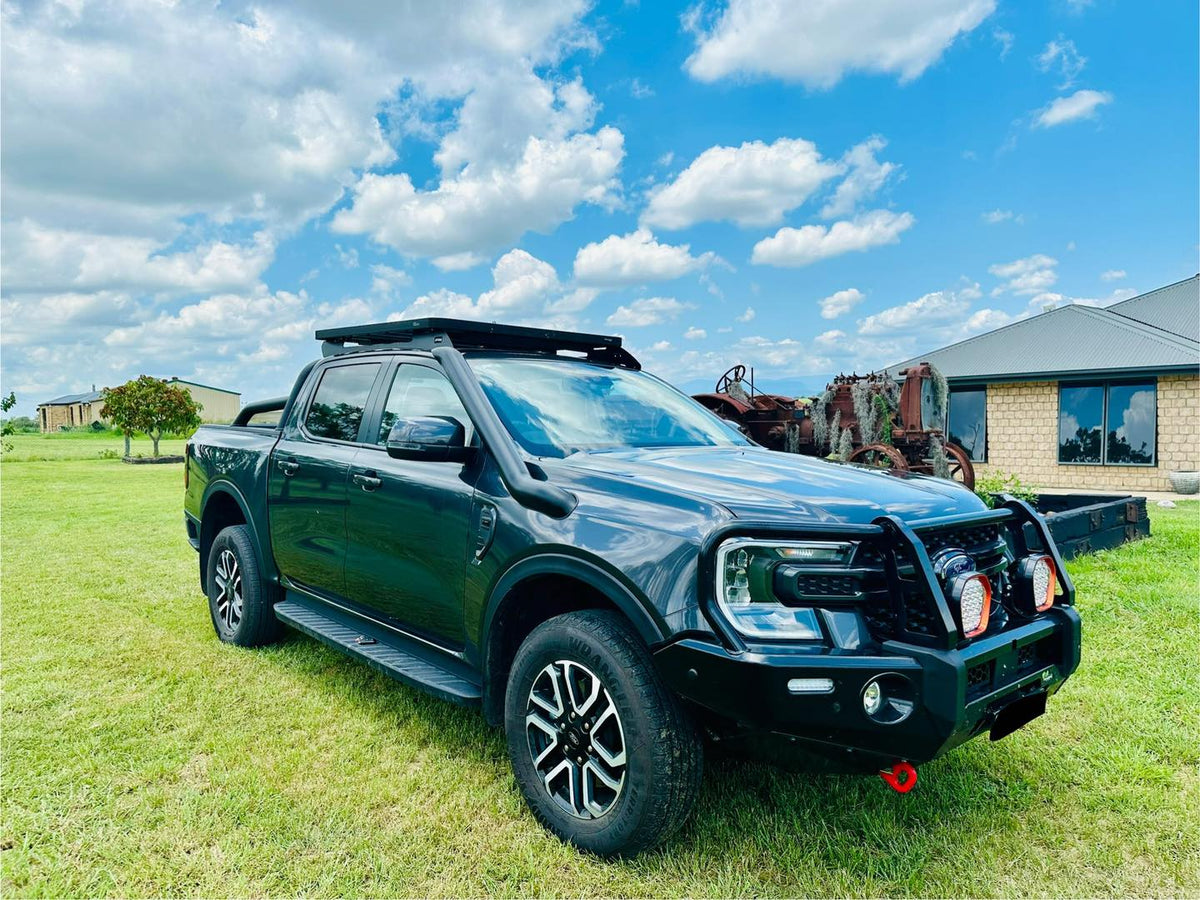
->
121 455 185 465
1034 494 1150 560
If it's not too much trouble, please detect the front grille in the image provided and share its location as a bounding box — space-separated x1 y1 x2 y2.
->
921 523 1002 556
852 518 1016 644
791 573 858 597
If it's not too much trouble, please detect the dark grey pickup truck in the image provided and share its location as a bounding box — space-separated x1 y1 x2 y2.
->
184 318 1081 856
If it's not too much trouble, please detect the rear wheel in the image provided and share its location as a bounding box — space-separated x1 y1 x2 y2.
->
504 610 703 857
206 524 282 647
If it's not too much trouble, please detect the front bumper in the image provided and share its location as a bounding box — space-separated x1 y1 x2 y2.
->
654 606 1082 768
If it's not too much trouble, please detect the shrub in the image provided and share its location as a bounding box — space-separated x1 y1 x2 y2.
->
974 470 1039 509
98 449 120 460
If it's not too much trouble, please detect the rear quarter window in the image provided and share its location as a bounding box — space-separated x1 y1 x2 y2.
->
304 363 381 442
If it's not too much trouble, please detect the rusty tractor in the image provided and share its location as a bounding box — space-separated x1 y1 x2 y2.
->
693 362 975 489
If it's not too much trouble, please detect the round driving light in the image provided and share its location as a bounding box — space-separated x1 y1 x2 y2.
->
863 680 883 715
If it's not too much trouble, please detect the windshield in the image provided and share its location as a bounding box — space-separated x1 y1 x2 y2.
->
468 355 749 458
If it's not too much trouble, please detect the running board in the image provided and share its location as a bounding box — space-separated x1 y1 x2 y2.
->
274 593 482 706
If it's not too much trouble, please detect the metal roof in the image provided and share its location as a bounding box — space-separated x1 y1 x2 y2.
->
888 276 1199 382
40 390 104 406
1105 275 1198 342
167 377 240 396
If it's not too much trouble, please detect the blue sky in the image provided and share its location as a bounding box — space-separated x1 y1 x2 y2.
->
2 0 1196 416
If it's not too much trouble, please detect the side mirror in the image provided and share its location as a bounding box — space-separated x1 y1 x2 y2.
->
385 416 473 462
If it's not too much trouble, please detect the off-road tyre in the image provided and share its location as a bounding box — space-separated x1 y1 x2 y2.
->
504 609 703 857
206 524 282 647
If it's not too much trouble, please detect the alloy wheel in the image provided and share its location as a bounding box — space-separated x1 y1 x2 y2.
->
525 660 627 819
213 548 244 631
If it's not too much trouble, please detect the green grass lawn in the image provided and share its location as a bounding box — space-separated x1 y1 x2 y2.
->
3 432 187 462
2 459 1197 897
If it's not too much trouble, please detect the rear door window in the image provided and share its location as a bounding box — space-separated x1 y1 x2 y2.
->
304 363 381 442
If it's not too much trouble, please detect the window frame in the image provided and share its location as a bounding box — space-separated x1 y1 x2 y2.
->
361 358 477 451
1057 378 1157 467
944 385 988 463
298 359 388 448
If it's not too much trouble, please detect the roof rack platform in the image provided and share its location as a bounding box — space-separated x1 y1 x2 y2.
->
316 318 640 368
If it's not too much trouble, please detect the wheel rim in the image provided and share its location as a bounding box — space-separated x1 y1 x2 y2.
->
213 548 243 631
525 660 627 820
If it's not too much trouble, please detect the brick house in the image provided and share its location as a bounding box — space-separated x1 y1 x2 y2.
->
37 389 105 432
889 275 1199 492
37 378 241 432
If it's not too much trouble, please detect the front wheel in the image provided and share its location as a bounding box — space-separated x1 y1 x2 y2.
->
504 610 703 857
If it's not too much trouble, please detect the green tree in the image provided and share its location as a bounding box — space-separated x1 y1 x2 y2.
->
1 392 16 454
100 381 139 458
102 376 202 458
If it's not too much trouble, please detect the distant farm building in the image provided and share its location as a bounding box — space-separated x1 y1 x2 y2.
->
37 389 105 432
37 378 241 432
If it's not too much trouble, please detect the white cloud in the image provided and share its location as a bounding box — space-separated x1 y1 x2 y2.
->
814 329 846 346
1 222 274 297
369 264 412 297
856 284 981 334
1100 269 1127 282
989 253 1058 295
981 209 1024 225
1034 89 1113 127
820 137 899 219
1038 36 1086 89
332 126 625 262
993 28 1014 59
641 137 841 230
432 252 489 272
0 3 401 235
819 288 866 320
684 326 707 340
1028 287 1137 312
396 250 592 329
752 210 915 268
573 229 718 286
606 297 692 328
684 0 995 87
736 307 756 323
629 78 654 99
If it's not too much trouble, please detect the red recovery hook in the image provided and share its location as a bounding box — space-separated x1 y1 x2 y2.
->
879 761 918 793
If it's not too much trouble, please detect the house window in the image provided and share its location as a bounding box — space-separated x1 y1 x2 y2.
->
1058 381 1156 466
946 387 987 461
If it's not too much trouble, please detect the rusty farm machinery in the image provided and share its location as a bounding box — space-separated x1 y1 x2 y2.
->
693 362 976 489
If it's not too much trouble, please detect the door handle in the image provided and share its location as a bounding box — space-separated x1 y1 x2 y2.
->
353 471 382 492
276 458 299 476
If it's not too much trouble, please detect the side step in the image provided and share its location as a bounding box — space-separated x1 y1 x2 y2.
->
275 592 482 706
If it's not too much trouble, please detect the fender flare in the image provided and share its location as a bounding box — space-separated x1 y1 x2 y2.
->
481 552 667 662
199 480 277 587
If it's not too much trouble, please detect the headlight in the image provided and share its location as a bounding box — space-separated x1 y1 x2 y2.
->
715 539 853 639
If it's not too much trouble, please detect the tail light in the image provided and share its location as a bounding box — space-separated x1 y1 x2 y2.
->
1013 554 1057 615
947 572 992 638
184 442 191 489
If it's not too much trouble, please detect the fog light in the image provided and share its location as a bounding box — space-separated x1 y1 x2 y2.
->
787 677 834 694
862 674 916 724
863 680 883 715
